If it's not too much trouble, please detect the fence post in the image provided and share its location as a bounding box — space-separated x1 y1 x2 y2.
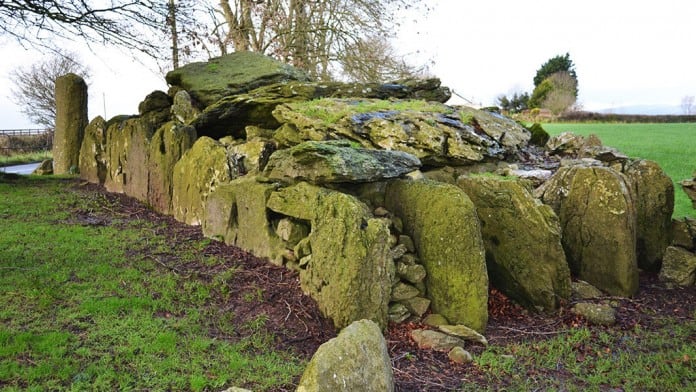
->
53 73 88 174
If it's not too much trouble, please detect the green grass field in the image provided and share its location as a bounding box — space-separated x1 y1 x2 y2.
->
542 123 696 218
0 178 302 391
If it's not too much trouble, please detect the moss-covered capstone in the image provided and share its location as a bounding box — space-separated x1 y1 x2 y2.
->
457 175 571 311
189 79 451 138
79 116 107 184
263 140 421 184
297 319 394 392
385 179 488 332
538 165 638 297
267 182 393 329
147 122 196 215
165 51 311 108
202 177 287 264
271 98 529 166
623 159 674 271
172 137 235 225
53 73 88 174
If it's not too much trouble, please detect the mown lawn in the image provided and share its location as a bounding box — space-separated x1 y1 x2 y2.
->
0 177 303 391
543 123 696 218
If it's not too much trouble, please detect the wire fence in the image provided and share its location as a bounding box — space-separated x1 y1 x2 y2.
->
0 129 54 153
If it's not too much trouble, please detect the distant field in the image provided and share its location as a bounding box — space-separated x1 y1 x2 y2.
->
543 123 695 218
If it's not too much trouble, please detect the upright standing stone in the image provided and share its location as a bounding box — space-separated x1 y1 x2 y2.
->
53 73 88 174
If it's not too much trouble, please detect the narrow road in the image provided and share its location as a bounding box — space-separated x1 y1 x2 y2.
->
0 162 41 175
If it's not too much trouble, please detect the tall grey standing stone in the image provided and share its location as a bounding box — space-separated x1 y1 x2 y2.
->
53 73 88 174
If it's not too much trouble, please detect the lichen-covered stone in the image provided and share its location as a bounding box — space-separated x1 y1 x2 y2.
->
457 175 571 311
225 139 276 174
410 329 465 351
103 116 156 200
54 73 88 174
571 280 604 300
147 122 196 215
263 140 421 184
437 324 488 345
448 347 473 364
79 116 107 183
623 159 674 271
537 165 638 297
171 90 201 124
189 79 451 138
659 246 696 287
271 99 526 166
268 182 393 329
172 137 235 225
672 218 695 251
571 303 616 325
385 179 488 332
202 177 286 264
165 51 311 108
399 296 430 317
297 319 394 392
31 160 53 175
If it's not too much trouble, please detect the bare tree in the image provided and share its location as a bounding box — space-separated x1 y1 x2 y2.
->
10 51 91 129
339 35 429 82
197 0 425 81
681 95 695 115
0 1 167 57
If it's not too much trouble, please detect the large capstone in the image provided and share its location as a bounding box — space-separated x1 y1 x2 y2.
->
53 73 88 174
267 182 393 329
297 319 394 392
263 140 421 184
165 51 311 108
457 175 571 311
189 79 451 138
271 98 529 166
385 179 488 332
537 165 638 297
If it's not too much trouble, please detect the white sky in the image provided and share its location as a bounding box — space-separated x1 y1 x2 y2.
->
1 0 695 128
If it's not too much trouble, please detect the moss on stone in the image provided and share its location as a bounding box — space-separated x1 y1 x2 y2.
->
172 137 235 225
457 175 571 311
539 165 638 297
385 179 488 332
147 122 196 215
79 116 107 184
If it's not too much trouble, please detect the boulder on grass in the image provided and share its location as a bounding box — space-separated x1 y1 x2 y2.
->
457 175 571 311
297 319 393 392
385 179 488 332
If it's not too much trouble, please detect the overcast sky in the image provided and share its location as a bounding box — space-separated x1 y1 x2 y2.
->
1 0 695 129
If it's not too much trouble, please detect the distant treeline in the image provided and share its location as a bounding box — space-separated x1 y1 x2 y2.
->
558 111 696 123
